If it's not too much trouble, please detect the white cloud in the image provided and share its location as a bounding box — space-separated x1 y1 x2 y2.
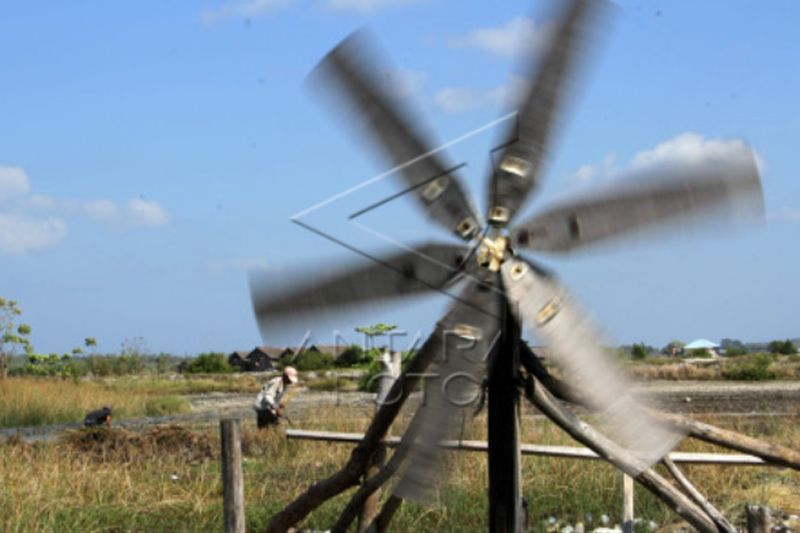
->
0 165 171 255
0 166 30 200
326 0 422 13
572 133 757 187
435 75 524 114
449 16 552 57
84 198 169 227
127 198 170 227
570 153 618 186
85 199 121 221
201 0 290 23
0 213 67 255
629 133 755 173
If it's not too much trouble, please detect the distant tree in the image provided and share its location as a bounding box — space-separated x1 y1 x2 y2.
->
768 339 797 355
183 352 234 374
118 337 149 374
355 323 397 350
84 337 97 354
293 349 335 371
661 340 684 357
334 344 368 367
631 343 648 360
0 297 33 379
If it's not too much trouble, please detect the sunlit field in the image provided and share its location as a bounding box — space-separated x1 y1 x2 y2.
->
2 397 798 532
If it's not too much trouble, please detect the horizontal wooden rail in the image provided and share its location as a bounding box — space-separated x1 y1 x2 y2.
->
286 429 768 466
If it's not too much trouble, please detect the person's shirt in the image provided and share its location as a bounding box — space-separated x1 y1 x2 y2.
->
254 376 285 410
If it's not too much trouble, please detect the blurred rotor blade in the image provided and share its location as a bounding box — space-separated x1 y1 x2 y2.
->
311 31 482 241
393 273 502 504
501 257 684 470
510 148 764 254
487 0 609 228
250 242 468 337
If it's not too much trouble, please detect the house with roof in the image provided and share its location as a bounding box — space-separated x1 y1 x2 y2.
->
227 346 295 372
227 350 251 371
683 339 721 357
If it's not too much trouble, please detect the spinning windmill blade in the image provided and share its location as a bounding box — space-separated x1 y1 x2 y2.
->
487 0 610 228
393 273 502 504
250 242 470 336
310 30 482 241
510 148 763 254
501 257 684 470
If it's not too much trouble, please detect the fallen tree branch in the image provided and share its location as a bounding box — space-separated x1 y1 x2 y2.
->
661 456 737 533
521 371 717 532
265 332 441 533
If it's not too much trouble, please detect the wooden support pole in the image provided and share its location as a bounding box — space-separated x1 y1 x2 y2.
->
622 473 634 533
358 351 400 532
662 457 736 533
488 305 522 533
520 374 717 532
518 345 800 472
220 419 245 533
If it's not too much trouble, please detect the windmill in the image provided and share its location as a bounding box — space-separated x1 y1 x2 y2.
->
251 0 764 530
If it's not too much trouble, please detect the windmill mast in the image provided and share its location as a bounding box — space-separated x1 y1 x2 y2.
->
487 302 523 532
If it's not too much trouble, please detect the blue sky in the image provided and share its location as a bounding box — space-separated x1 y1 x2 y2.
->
1 0 798 355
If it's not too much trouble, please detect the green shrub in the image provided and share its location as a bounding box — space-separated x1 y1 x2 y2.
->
631 343 648 360
722 353 775 381
292 350 335 371
182 353 234 374
357 359 383 393
688 348 712 358
144 396 191 416
334 345 369 367
768 339 797 355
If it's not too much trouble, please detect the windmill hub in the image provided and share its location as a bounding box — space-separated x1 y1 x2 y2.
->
477 232 513 272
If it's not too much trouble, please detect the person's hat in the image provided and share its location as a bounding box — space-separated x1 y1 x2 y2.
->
283 366 298 384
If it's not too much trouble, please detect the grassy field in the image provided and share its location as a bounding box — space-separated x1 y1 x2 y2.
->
1 396 799 532
0 375 262 428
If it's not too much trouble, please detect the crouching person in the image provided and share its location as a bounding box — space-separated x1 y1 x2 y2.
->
254 366 298 428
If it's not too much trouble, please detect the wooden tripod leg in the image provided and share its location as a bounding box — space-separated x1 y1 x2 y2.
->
661 457 737 533
265 331 442 533
520 373 718 532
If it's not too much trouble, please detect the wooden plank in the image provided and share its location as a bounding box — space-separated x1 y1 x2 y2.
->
285 429 767 465
220 419 245 533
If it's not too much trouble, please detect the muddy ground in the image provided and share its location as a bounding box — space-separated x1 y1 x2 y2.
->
3 380 799 443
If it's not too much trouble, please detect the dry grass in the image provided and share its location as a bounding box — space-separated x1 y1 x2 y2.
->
2 401 799 532
0 375 261 428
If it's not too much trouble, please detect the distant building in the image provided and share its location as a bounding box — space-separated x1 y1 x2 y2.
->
227 350 251 371
684 339 721 356
227 346 294 372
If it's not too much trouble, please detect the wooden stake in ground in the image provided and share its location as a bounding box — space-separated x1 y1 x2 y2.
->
220 419 245 533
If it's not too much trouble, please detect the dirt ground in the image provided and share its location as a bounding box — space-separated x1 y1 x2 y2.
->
3 380 799 443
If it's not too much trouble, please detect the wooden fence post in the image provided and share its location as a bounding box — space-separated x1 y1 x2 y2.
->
221 418 245 533
622 473 634 533
358 350 400 532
